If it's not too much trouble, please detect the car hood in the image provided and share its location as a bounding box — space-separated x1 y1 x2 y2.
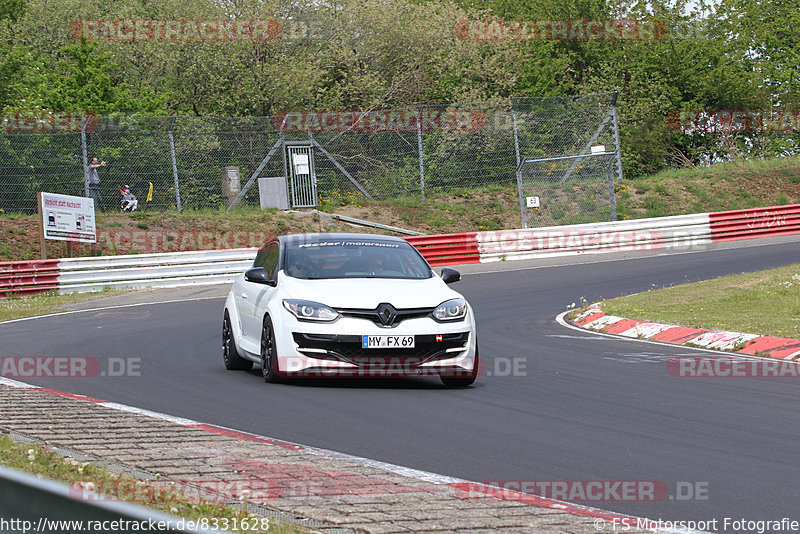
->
279 274 463 309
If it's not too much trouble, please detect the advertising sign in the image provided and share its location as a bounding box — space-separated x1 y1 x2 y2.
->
40 192 97 243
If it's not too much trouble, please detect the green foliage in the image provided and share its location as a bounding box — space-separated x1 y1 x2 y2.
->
11 39 166 114
1 0 799 183
0 0 25 23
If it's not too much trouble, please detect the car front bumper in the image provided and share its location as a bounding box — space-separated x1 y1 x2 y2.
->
274 314 478 378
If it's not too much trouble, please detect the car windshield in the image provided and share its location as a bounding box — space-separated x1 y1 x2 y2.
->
284 239 432 280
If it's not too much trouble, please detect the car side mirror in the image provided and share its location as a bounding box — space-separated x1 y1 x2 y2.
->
244 267 276 286
440 268 461 284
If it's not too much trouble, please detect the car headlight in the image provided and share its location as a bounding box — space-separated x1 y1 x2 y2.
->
432 298 468 322
282 299 340 322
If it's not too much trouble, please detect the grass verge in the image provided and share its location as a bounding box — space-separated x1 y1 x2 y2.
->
0 435 311 534
0 289 132 323
598 264 800 339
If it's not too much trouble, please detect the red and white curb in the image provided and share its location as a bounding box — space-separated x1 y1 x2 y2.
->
567 305 800 360
0 376 700 533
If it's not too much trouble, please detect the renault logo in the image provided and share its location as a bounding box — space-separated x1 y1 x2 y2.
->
376 303 397 326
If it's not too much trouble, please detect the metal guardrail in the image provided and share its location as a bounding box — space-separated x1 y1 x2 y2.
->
474 212 713 263
0 259 61 297
2 204 800 294
0 465 222 533
57 249 257 271
321 212 424 236
710 203 800 241
57 249 257 294
406 213 713 266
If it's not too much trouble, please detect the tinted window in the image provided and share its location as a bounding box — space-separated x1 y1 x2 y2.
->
263 242 280 280
253 245 269 268
253 242 280 280
284 240 431 280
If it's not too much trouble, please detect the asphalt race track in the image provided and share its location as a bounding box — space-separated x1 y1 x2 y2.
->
2 240 800 532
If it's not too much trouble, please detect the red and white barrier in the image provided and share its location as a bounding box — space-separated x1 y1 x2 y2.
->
409 204 800 266
710 203 800 242
476 213 711 262
2 203 799 295
0 259 61 297
405 233 481 266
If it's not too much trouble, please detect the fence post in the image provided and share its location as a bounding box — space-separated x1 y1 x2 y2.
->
607 157 617 221
169 116 182 212
417 106 425 198
516 159 528 229
80 123 90 197
610 91 622 221
512 97 527 228
511 97 521 167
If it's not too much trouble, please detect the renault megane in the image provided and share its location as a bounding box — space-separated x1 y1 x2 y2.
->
222 233 479 386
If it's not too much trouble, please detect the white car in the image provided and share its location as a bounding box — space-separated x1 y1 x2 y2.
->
222 233 479 386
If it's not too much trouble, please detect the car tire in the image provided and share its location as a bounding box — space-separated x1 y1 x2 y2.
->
261 315 281 383
222 310 253 371
440 346 479 387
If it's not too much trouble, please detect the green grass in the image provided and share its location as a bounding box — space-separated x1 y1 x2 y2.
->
598 264 800 339
616 155 800 219
0 289 129 322
0 436 310 533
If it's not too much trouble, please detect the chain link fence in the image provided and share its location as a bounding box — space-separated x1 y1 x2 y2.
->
515 93 622 227
0 93 621 227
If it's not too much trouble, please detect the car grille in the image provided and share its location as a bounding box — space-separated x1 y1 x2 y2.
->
293 332 469 365
335 304 435 327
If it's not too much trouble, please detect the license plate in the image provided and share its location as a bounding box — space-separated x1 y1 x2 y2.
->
362 335 415 349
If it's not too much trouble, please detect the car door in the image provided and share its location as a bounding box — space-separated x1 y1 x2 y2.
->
233 245 266 348
241 241 280 342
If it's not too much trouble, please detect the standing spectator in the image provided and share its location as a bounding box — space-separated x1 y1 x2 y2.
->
86 156 106 210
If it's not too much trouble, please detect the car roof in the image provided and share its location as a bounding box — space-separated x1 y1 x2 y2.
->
278 233 408 246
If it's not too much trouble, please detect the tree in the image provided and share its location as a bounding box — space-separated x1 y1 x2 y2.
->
10 39 164 114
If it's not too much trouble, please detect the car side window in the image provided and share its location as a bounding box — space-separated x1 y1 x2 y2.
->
263 242 280 280
253 246 268 268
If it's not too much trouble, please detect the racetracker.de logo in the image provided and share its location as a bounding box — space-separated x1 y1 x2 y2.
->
69 19 282 41
1 356 141 378
277 355 482 378
456 18 667 41
70 478 281 503
2 110 98 133
96 230 272 253
667 356 800 378
453 480 709 502
666 110 800 133
272 110 487 133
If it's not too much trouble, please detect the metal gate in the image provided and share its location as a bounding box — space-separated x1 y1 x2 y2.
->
286 144 317 207
513 92 623 228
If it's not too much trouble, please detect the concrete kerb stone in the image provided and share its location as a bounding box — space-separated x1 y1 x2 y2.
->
0 382 664 534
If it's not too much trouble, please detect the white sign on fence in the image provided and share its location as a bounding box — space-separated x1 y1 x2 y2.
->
591 145 606 154
526 196 540 208
40 192 96 243
292 153 310 175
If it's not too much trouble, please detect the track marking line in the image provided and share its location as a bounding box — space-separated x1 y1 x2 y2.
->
0 296 223 326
